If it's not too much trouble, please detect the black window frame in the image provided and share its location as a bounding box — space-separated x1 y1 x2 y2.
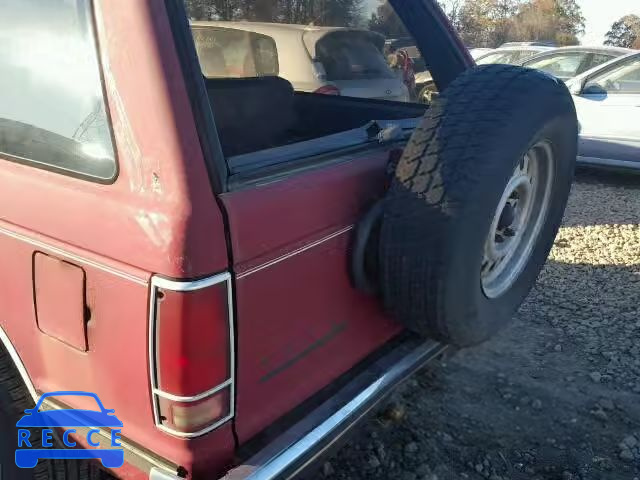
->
0 0 119 184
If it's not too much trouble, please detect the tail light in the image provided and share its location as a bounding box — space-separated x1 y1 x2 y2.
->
314 85 341 95
149 273 234 437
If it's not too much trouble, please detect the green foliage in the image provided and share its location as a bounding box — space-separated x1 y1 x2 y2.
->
438 0 584 47
368 1 408 37
184 0 587 48
604 15 640 48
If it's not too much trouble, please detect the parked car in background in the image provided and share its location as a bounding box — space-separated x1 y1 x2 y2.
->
469 47 493 59
475 44 555 66
500 41 557 48
566 52 640 171
416 44 553 104
522 46 634 82
192 22 410 101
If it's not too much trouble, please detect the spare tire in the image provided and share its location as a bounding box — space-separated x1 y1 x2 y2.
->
379 65 577 347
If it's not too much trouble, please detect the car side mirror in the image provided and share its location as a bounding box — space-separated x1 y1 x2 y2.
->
582 83 607 95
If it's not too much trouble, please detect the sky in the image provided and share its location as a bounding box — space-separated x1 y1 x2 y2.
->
364 0 640 46
579 0 638 45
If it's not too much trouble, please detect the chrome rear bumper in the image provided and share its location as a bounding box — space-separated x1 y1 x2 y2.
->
222 339 447 480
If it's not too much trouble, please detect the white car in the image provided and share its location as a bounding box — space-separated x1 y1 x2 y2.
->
468 48 493 59
415 45 554 104
475 45 555 66
522 46 633 82
191 21 410 102
567 52 640 171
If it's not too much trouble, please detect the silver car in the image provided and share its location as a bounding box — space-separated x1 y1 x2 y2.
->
191 21 410 102
566 52 640 171
415 44 554 103
522 46 634 82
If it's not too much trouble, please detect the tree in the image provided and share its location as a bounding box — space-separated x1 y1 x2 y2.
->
455 0 521 47
368 1 409 37
605 14 640 48
437 0 465 31
184 0 364 26
505 0 584 46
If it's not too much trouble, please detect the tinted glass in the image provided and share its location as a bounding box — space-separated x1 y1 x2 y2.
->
193 27 279 78
525 52 588 80
0 0 116 181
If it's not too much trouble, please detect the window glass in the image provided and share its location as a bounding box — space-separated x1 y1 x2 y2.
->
193 26 279 78
524 52 588 80
588 54 615 71
185 1 430 161
0 0 116 181
476 50 525 65
186 1 424 105
587 58 640 94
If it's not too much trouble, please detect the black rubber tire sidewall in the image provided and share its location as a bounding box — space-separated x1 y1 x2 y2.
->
440 116 576 345
0 353 41 479
0 346 103 480
379 65 577 346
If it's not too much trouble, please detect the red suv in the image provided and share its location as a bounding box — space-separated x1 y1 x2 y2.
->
0 1 577 479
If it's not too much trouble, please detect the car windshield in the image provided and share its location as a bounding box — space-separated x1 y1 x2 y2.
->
476 50 529 65
525 52 587 80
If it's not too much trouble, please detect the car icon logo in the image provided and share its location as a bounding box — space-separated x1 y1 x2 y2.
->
386 89 392 95
15 391 124 469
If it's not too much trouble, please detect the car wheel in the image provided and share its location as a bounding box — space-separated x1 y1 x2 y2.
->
379 65 577 346
418 83 438 104
0 343 107 479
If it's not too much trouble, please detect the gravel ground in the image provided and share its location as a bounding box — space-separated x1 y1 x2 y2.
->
325 170 640 480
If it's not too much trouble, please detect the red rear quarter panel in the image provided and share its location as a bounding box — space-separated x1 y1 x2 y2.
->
222 151 403 442
0 0 233 475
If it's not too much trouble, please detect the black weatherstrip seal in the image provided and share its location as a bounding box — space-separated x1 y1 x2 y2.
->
163 0 228 193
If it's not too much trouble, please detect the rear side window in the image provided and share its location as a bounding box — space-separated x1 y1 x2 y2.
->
193 27 279 78
0 0 116 182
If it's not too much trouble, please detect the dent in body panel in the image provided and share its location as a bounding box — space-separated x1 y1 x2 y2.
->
135 211 172 248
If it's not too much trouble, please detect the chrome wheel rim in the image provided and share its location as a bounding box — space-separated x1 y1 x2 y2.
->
481 141 555 298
